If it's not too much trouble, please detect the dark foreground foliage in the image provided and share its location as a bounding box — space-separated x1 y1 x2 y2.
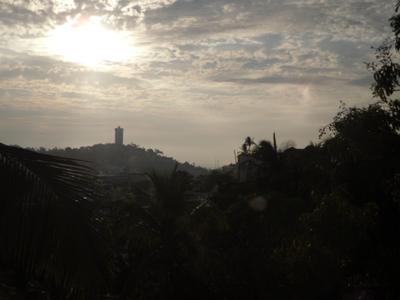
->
0 144 109 299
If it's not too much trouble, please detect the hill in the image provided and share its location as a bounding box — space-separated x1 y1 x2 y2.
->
36 143 208 177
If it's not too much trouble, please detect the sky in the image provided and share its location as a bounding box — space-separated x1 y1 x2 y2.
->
0 0 396 167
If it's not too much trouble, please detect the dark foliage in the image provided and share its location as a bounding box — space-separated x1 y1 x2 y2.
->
0 144 109 299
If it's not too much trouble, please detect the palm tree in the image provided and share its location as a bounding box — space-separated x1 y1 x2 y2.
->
242 136 256 154
114 166 211 299
0 143 108 299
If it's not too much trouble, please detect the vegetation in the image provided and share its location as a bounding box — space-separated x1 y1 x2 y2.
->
35 143 207 177
3 2 400 299
0 144 108 299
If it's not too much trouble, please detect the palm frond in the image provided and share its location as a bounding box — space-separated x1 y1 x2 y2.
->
0 143 109 298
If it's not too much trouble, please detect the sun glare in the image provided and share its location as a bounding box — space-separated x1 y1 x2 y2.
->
46 16 135 66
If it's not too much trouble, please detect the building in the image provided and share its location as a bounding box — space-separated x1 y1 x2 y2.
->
115 126 124 145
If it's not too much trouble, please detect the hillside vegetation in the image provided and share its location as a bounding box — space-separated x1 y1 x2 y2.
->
37 143 208 177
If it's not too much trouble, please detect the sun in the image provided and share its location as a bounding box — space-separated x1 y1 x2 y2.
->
46 15 135 66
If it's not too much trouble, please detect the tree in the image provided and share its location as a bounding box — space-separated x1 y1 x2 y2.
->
318 99 400 296
368 2 400 108
241 136 256 154
253 140 277 163
320 102 400 203
111 166 209 299
366 2 400 136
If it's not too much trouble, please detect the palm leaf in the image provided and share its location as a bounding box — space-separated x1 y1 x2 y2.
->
0 143 108 298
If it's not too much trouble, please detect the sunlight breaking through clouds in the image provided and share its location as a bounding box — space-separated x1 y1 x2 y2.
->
45 15 136 66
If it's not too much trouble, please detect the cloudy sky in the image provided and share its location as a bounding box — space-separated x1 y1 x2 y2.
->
0 0 396 167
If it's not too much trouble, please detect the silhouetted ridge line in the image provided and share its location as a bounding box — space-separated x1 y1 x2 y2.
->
34 143 208 177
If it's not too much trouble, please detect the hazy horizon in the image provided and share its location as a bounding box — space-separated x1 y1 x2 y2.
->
0 0 395 167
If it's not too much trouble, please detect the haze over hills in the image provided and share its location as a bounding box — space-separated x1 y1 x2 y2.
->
30 126 208 176
36 143 208 177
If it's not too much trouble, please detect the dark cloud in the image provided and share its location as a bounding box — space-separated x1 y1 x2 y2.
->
213 74 347 86
60 91 97 99
350 75 374 87
319 38 371 67
242 58 286 70
0 88 32 99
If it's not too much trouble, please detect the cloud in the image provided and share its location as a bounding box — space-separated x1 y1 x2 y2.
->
0 48 146 87
213 75 346 86
350 75 374 87
0 0 395 166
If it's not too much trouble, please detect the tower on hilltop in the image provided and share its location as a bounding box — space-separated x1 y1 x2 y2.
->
115 126 124 145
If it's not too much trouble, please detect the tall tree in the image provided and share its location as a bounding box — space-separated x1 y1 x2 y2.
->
369 1 400 104
242 136 256 154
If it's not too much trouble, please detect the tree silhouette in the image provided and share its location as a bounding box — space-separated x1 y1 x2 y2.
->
253 140 277 162
110 166 209 300
241 136 256 154
368 1 400 103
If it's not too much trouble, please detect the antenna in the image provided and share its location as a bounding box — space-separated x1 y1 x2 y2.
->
273 132 277 153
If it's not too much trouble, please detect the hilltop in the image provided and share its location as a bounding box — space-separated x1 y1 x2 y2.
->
36 143 208 177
